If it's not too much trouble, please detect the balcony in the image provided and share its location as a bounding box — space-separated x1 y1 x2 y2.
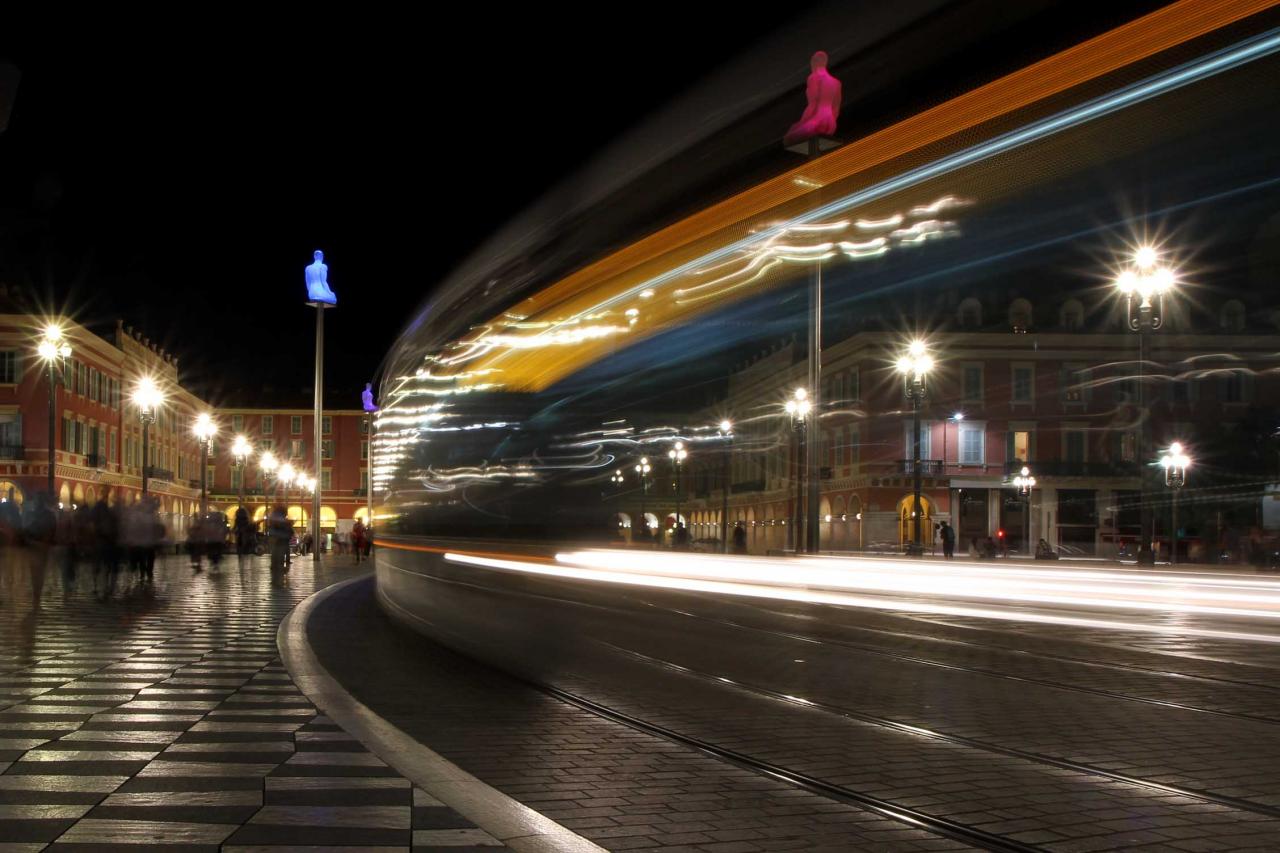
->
144 466 174 483
86 453 108 469
731 479 766 494
353 488 368 497
897 459 943 475
0 445 23 460
1003 460 1138 478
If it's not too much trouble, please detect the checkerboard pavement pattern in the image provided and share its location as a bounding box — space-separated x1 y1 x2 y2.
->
0 550 508 852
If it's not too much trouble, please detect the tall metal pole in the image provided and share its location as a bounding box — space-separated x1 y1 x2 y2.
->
674 462 682 543
312 304 324 560
1137 311 1153 564
47 361 56 497
794 429 806 553
720 438 731 553
141 420 150 497
238 461 246 511
1171 486 1179 566
365 412 373 539
199 441 208 515
806 263 822 553
912 394 923 553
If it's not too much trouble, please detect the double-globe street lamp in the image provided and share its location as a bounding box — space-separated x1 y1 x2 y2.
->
785 388 811 552
1115 245 1177 564
132 377 164 497
634 457 652 542
668 442 688 545
231 435 252 512
718 419 733 553
192 413 217 516
1160 441 1191 565
36 324 72 497
896 340 934 556
1012 465 1037 554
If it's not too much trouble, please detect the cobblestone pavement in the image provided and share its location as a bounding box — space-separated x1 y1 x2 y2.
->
0 550 507 852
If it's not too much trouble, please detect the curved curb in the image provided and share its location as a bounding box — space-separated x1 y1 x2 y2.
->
278 574 606 853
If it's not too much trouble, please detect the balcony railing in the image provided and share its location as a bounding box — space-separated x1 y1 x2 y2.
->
897 459 943 475
1003 460 1138 478
144 466 174 483
86 453 108 469
0 445 23 460
731 479 766 494
353 488 368 497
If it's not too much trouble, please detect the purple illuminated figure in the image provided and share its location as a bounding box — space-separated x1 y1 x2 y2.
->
305 250 337 305
783 51 842 147
362 382 377 413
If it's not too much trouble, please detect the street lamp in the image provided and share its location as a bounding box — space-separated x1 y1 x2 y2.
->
896 340 933 555
784 388 810 552
231 434 251 512
1116 245 1177 564
718 419 733 553
667 442 688 545
192 413 217 515
260 450 279 514
634 457 652 542
131 377 164 497
1160 441 1191 565
36 324 73 498
1012 464 1037 554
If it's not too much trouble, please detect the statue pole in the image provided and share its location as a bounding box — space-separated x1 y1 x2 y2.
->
312 302 324 561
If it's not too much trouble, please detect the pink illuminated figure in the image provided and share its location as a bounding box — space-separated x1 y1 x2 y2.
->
783 51 842 148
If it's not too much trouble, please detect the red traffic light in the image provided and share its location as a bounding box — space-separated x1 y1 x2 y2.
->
997 528 1005 538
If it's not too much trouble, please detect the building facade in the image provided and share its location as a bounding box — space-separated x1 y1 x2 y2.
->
0 311 372 540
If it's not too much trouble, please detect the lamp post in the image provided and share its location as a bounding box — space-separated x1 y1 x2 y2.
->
667 442 687 545
1160 442 1190 565
1012 465 1037 555
634 457 651 543
718 419 733 553
785 388 811 553
36 324 72 498
231 434 251 513
1116 246 1177 565
260 450 279 510
896 340 933 556
192 413 217 516
132 377 163 498
280 463 296 528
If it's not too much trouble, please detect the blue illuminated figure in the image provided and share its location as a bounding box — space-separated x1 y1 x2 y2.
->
362 382 377 413
305 250 337 305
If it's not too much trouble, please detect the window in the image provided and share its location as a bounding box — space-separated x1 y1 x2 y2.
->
291 415 302 435
849 367 860 402
1062 364 1089 404
1222 372 1248 403
0 351 17 384
258 439 274 453
957 298 982 328
1118 432 1137 463
0 414 21 448
962 364 983 403
63 360 72 388
1012 366 1033 403
109 429 117 463
261 415 274 435
359 418 369 435
231 467 242 491
78 420 89 455
904 421 932 460
848 426 860 467
290 439 305 458
206 465 216 486
75 361 85 395
361 440 369 460
1064 430 1086 464
322 416 332 435
1060 299 1084 331
232 414 244 433
360 470 369 491
1009 298 1033 332
1011 430 1030 464
959 422 985 464
321 470 332 490
322 440 335 460
89 368 98 402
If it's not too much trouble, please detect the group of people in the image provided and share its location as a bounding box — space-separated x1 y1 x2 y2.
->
0 491 167 603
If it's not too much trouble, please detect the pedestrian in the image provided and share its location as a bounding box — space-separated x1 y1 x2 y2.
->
673 522 690 550
732 522 748 555
22 494 55 607
940 520 956 559
233 508 255 573
267 505 290 585
187 514 204 572
351 519 366 564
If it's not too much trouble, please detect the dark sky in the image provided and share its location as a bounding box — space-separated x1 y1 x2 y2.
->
0 10 826 406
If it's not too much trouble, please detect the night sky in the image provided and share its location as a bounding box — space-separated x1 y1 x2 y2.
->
0 4 1159 408
0 10 824 406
